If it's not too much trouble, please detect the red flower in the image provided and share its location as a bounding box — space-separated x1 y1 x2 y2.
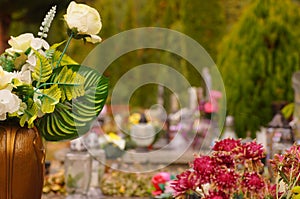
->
267 184 280 199
204 101 216 113
213 152 235 169
212 168 239 190
193 156 215 184
241 141 265 161
286 145 300 161
212 138 242 153
242 172 265 192
171 170 200 196
151 172 170 194
269 144 300 182
204 190 229 199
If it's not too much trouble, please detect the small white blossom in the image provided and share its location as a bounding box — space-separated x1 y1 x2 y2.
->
33 91 45 118
19 67 32 84
38 6 56 39
25 55 37 68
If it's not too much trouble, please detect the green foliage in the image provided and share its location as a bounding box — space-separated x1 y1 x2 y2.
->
20 98 39 128
281 103 294 120
218 0 300 137
32 50 52 83
51 66 85 102
0 53 14 72
92 0 227 109
181 0 225 60
37 65 109 141
67 172 84 191
40 84 61 113
51 50 78 68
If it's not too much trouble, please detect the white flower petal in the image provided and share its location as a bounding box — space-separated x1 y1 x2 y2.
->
31 38 49 50
26 54 37 67
0 90 21 115
7 33 34 53
85 35 102 44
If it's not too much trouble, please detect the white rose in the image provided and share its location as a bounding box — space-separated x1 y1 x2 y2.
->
0 89 21 120
0 66 32 89
0 66 15 89
5 33 34 54
64 1 102 43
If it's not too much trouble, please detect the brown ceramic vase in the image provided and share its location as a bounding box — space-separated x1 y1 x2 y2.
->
0 123 45 199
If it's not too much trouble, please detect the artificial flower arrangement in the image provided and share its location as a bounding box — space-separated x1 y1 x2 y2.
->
128 111 168 149
0 1 108 141
98 132 127 159
151 172 176 199
171 138 300 199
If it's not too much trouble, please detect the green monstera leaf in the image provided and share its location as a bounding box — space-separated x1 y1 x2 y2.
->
36 65 109 141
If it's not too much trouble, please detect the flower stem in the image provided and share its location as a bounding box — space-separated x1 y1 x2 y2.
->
56 32 74 68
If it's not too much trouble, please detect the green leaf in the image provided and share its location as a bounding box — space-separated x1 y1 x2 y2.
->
52 66 85 102
32 50 52 83
50 41 66 50
158 183 165 191
13 83 35 99
67 172 84 188
40 84 62 113
45 41 66 59
278 169 289 184
51 50 78 68
36 65 109 141
233 193 244 199
0 53 14 72
20 98 39 128
281 103 294 120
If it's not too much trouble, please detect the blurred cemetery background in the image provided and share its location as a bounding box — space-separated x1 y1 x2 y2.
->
2 0 300 198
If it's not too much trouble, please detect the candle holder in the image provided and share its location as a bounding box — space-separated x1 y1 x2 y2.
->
65 139 92 196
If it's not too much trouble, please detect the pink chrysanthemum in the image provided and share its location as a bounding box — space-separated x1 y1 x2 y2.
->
241 141 265 161
213 152 235 169
171 170 200 196
269 145 300 182
204 190 229 199
193 155 215 183
267 184 279 199
212 168 239 190
286 145 300 163
242 172 265 192
212 138 242 153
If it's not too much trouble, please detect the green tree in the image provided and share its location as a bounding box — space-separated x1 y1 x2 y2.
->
220 0 251 31
181 0 225 60
218 0 300 137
